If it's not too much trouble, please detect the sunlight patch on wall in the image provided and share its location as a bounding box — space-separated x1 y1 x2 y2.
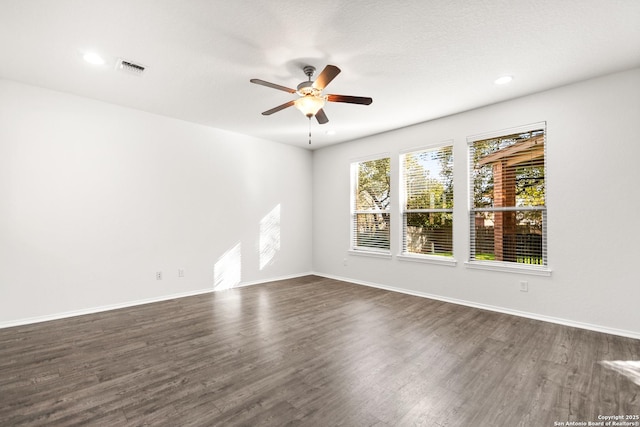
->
599 360 640 386
214 242 242 291
259 204 281 270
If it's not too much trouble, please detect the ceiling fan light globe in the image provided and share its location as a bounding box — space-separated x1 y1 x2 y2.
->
294 95 325 117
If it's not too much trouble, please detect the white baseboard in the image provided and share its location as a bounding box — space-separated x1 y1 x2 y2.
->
312 272 640 340
0 271 314 329
6 270 637 340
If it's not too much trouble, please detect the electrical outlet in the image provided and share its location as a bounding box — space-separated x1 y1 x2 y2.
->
178 268 184 278
156 271 162 280
343 258 348 266
519 280 528 292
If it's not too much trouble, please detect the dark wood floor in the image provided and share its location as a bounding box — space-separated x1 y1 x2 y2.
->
1 275 639 426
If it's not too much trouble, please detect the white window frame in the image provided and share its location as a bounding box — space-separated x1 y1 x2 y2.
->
466 122 551 276
349 153 392 257
398 142 456 266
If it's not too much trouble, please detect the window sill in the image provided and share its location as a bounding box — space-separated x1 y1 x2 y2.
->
464 260 552 276
348 249 392 259
397 254 457 267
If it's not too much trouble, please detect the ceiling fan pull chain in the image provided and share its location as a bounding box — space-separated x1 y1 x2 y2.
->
308 117 312 144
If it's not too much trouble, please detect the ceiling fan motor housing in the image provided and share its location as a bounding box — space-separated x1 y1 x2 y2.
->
296 81 322 97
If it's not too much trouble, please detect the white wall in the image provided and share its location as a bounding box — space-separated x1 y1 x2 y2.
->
3 70 639 336
0 79 312 325
312 68 640 337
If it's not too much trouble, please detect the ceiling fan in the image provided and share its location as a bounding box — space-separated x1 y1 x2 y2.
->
250 65 373 125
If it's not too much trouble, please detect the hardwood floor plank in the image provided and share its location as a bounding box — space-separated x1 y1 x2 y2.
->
1 275 638 426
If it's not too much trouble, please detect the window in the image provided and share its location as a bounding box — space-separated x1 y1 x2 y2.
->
350 156 391 253
468 123 547 269
401 144 454 258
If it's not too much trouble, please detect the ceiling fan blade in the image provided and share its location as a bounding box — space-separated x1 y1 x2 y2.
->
326 94 373 105
250 79 296 94
312 65 341 90
315 108 329 124
262 100 295 115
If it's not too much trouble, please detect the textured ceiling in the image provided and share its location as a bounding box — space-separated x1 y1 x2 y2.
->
1 0 639 149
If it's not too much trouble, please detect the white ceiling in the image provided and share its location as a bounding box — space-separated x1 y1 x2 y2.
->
1 0 639 149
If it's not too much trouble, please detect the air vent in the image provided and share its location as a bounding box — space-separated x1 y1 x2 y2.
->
116 58 146 75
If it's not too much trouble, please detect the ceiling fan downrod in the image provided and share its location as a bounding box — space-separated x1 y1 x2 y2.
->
303 65 316 81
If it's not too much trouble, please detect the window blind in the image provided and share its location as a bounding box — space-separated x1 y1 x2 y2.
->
351 157 391 252
401 145 454 257
468 124 547 266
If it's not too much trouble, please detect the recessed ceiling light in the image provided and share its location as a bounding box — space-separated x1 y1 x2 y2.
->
325 130 336 136
494 75 513 85
83 52 105 65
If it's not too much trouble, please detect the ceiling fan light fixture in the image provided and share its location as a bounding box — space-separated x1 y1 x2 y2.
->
294 95 326 117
